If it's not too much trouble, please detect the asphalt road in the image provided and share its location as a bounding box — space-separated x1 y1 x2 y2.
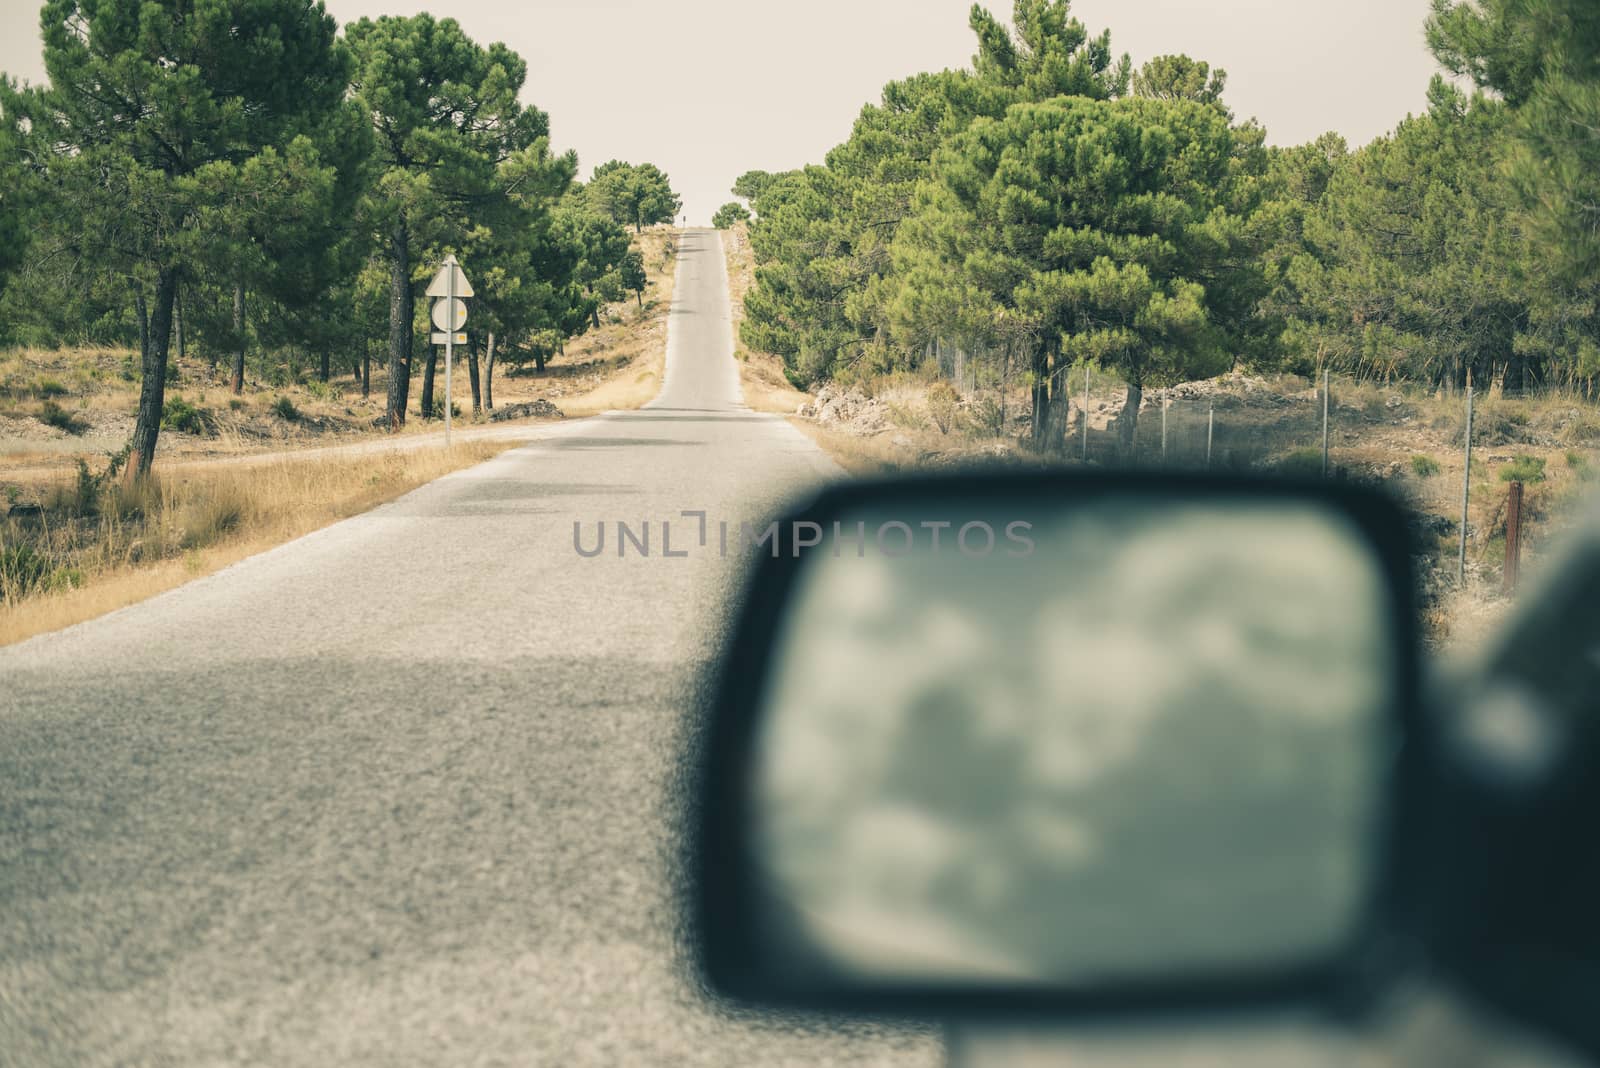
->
0 229 936 1066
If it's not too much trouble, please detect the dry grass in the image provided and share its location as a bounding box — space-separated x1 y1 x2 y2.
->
787 419 918 476
0 441 514 646
782 363 1600 646
721 222 810 414
1 229 680 482
742 350 811 415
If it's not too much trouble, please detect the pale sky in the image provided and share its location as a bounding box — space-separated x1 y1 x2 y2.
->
1 0 1440 224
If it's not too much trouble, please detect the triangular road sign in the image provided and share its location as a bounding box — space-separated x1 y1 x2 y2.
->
425 257 474 299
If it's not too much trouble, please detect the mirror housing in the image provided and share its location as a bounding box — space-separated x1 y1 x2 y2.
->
692 471 1423 1020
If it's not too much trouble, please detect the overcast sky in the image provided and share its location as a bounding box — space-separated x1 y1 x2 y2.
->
1 0 1440 224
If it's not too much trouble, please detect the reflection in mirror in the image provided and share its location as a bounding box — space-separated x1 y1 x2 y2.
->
749 498 1396 990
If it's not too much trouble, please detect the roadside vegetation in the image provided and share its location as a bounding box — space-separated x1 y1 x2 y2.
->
0 441 515 645
724 0 1600 645
0 3 685 639
0 5 683 486
721 223 809 416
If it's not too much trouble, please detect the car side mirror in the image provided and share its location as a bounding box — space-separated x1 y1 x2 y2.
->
692 472 1423 1020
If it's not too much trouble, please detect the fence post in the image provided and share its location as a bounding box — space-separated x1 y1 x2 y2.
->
1459 384 1474 585
1321 369 1330 478
1161 396 1168 463
1082 365 1089 463
1503 480 1524 594
1206 406 1214 469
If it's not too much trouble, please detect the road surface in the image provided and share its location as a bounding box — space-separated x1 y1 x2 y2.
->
0 229 935 1065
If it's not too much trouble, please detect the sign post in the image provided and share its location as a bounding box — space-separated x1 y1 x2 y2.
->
426 256 474 447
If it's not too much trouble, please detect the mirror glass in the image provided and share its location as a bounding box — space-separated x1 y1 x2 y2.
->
748 494 1397 990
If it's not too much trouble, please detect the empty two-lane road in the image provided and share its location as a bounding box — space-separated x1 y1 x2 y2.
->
0 230 936 1065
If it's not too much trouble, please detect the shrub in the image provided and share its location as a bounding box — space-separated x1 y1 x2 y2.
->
271 396 300 422
927 381 961 435
967 394 1006 436
1499 455 1547 484
37 399 86 434
425 398 461 420
32 378 68 398
1274 446 1326 478
161 396 207 434
228 397 247 411
1410 454 1442 478
304 379 341 402
1560 410 1600 445
177 487 247 550
0 542 78 603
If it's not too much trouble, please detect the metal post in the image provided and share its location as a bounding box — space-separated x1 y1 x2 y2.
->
1503 480 1524 594
1082 365 1089 463
1321 369 1330 478
1459 385 1473 584
1207 406 1214 469
445 258 455 448
1161 396 1168 463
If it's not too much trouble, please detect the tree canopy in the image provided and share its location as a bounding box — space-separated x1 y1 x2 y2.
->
729 0 1600 441
0 2 680 474
587 160 682 233
5 0 356 480
712 202 750 229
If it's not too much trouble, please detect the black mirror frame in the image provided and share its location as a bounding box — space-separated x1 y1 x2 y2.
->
690 470 1427 1021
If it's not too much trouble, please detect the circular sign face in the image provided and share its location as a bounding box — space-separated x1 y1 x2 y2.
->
431 298 468 332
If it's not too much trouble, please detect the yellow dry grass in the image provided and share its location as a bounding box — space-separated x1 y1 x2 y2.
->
787 419 919 476
1 229 681 481
0 441 514 646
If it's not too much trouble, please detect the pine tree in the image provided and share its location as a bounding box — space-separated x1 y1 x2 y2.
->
893 96 1251 452
346 14 553 428
6 0 354 482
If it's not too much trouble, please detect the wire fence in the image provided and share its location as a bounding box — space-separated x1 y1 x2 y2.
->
934 358 1593 591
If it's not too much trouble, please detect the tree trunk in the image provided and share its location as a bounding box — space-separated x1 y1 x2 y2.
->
1115 382 1142 455
484 331 496 410
361 340 371 399
126 266 179 485
467 334 482 414
231 283 246 394
386 216 413 431
1029 346 1049 449
533 344 547 374
420 344 438 419
319 348 330 383
1042 338 1070 453
174 283 185 364
135 286 149 363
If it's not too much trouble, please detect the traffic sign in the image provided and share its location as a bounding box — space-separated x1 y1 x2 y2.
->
427 255 472 450
425 258 474 298
431 298 468 332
